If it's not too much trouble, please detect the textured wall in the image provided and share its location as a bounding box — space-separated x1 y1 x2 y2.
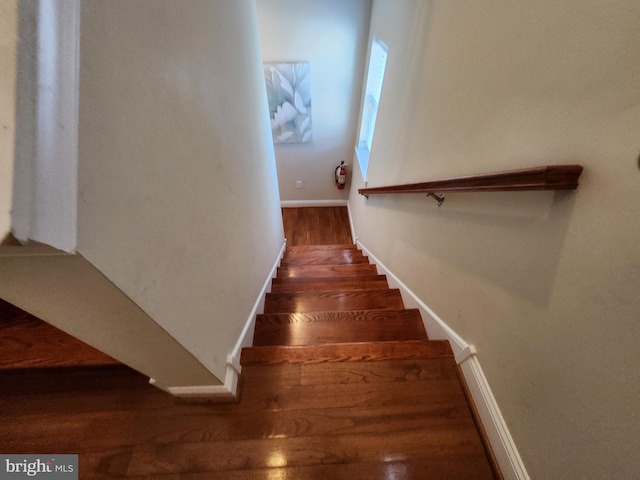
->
349 0 640 477
78 0 284 381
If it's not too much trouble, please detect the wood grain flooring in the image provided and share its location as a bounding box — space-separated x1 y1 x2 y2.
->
270 274 389 293
0 298 119 369
264 288 406 313
252 309 427 346
0 208 499 479
277 263 379 278
239 241 501 478
282 207 353 246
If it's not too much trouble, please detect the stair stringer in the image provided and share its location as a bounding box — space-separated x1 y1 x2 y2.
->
227 240 288 375
0 244 291 402
356 239 530 480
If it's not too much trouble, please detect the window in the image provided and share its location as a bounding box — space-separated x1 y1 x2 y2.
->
356 37 388 180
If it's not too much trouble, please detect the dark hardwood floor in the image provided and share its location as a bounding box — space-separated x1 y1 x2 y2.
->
0 208 499 479
0 299 119 369
282 206 352 245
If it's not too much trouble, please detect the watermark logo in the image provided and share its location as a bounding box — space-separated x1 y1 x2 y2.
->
1 456 77 479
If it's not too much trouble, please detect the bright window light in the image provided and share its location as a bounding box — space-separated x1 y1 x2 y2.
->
356 37 388 180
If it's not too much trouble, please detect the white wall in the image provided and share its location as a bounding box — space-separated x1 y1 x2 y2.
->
10 0 78 252
10 0 37 244
0 0 17 240
256 0 371 202
31 0 78 252
78 0 284 383
349 0 640 478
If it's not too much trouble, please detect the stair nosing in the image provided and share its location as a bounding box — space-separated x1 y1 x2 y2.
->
273 274 387 282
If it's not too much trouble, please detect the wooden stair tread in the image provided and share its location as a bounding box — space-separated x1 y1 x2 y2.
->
270 275 388 293
256 308 423 323
264 289 405 314
241 340 453 365
281 249 369 266
253 309 428 346
136 458 494 479
241 356 460 387
126 427 491 477
277 264 379 278
285 244 357 252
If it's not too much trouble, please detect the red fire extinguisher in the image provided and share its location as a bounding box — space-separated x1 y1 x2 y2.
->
335 161 346 190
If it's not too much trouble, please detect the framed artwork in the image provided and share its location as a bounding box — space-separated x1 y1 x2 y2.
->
264 62 312 144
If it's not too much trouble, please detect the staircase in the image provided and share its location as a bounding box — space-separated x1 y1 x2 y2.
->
1 242 501 477
241 244 500 479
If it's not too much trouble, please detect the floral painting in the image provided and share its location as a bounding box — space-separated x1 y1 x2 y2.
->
264 62 312 143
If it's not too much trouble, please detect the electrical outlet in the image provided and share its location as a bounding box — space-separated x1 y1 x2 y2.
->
296 180 302 189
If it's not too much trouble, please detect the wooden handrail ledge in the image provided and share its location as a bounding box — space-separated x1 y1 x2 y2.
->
358 164 583 205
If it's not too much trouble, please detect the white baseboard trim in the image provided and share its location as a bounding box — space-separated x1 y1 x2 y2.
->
460 353 531 480
281 199 348 208
356 239 529 480
227 239 287 373
149 364 239 400
148 240 287 401
346 201 357 245
356 240 471 362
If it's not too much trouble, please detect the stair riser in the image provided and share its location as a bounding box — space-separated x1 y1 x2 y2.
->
272 275 388 292
280 255 369 266
286 244 357 252
277 265 379 278
273 274 387 285
270 280 389 293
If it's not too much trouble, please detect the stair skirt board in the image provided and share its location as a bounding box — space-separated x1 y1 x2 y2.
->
355 238 530 480
347 201 357 245
228 240 288 376
460 353 531 480
148 240 287 400
280 200 348 208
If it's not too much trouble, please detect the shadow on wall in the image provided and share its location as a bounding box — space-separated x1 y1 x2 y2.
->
364 188 579 307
